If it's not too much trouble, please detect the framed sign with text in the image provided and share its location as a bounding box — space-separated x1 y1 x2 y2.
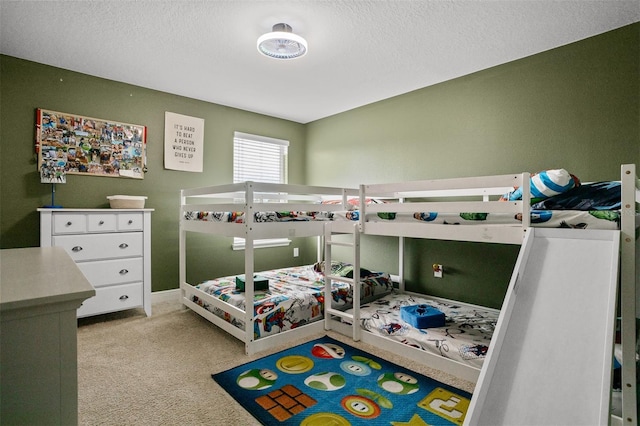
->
35 108 146 179
164 111 204 172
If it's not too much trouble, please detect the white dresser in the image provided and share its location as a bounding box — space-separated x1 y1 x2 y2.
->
39 208 153 317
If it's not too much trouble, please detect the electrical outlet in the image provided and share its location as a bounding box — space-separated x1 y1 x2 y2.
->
293 247 299 257
433 264 443 278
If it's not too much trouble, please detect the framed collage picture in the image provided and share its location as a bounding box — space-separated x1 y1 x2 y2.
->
36 108 147 180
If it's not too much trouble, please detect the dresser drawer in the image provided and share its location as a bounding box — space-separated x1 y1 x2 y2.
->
87 213 117 232
53 213 87 234
117 213 143 231
77 282 143 318
53 232 143 261
77 258 143 287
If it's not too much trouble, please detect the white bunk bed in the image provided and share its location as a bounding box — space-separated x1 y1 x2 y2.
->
325 172 531 381
179 181 392 356
325 165 639 425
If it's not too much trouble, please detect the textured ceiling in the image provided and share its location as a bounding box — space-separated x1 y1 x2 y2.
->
1 1 638 123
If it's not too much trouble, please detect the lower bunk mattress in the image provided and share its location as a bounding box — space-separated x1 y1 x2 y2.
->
189 262 392 340
342 290 499 369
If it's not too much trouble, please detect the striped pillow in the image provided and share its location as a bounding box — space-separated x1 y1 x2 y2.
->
502 169 578 202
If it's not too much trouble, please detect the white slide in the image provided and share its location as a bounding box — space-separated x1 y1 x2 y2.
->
465 228 620 425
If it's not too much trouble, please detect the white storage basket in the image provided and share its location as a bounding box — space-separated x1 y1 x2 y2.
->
107 195 147 209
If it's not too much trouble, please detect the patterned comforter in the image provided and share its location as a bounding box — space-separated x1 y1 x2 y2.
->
366 209 621 230
184 210 359 223
343 291 499 369
362 181 632 230
191 263 392 340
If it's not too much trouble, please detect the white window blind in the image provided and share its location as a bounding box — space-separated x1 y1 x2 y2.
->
233 132 288 183
232 131 290 250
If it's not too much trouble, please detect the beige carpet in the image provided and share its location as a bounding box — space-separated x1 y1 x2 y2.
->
77 299 475 425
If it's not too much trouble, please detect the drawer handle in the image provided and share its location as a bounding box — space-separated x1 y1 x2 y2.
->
119 295 129 301
72 246 83 252
66 221 72 226
119 269 129 275
99 220 104 225
128 220 133 225
119 243 129 249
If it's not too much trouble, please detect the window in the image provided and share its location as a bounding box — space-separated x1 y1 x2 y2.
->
232 131 290 250
233 132 288 184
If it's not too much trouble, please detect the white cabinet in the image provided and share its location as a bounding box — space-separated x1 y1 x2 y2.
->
39 208 153 317
1 247 95 425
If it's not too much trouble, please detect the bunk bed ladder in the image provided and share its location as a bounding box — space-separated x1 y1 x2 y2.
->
324 222 361 341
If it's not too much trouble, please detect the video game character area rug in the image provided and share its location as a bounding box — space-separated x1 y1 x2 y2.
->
212 336 471 425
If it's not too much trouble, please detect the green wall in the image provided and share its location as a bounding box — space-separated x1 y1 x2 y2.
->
305 23 639 308
1 23 638 308
0 56 309 291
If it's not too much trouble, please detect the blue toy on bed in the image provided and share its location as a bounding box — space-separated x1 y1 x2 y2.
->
400 304 445 329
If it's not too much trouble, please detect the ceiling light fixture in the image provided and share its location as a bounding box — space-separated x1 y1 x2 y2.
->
257 23 307 60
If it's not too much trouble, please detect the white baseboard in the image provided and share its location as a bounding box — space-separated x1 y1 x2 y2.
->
151 288 181 305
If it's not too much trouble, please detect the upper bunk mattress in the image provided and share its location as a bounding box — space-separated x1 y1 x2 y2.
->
183 210 359 223
364 181 633 230
365 209 621 230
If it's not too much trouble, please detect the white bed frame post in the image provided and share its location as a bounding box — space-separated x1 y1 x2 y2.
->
316 235 322 263
323 223 333 334
179 190 187 302
352 223 361 341
358 184 365 234
398 236 405 292
243 182 256 355
398 196 405 291
620 163 638 426
520 172 531 231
